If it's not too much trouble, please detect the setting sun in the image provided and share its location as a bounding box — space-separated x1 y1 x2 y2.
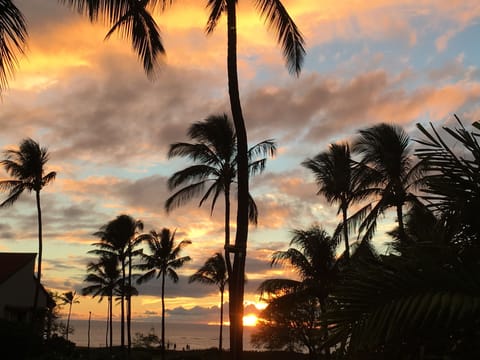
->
243 314 258 327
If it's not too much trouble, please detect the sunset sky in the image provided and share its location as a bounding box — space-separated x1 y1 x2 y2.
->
0 0 479 325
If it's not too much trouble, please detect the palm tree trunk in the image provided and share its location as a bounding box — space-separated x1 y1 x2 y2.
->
219 286 224 352
226 1 248 359
342 204 350 261
161 272 166 360
121 258 126 350
33 190 42 315
109 295 113 351
127 250 132 354
66 302 72 340
105 303 109 348
224 188 232 278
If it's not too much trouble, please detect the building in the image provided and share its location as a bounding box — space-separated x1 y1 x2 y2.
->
0 252 54 322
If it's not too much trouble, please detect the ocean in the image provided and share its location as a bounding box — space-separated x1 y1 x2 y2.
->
68 320 257 351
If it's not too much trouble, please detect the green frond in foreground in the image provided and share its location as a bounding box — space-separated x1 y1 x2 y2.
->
325 244 480 357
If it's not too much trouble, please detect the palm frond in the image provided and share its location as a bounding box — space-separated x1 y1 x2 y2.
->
254 0 305 76
248 192 259 225
258 278 302 298
205 0 227 34
61 0 165 76
0 0 27 92
165 181 209 212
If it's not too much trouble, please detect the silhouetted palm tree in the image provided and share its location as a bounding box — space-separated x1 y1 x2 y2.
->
258 225 339 357
166 114 275 275
59 290 80 340
137 228 191 360
0 0 27 92
189 252 228 352
302 143 368 260
0 138 56 311
90 214 143 351
204 3 305 356
82 254 120 350
353 123 424 244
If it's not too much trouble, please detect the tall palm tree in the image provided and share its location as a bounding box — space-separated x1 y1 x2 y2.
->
302 143 367 261
165 113 276 276
353 123 424 244
0 138 56 312
61 1 305 357
0 0 28 92
137 228 191 360
205 4 305 356
258 225 339 357
59 290 80 340
90 214 143 351
189 252 228 352
82 254 121 350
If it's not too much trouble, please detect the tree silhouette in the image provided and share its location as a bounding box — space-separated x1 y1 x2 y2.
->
90 214 143 351
258 225 339 357
58 290 80 340
0 0 27 92
189 252 228 352
137 228 191 360
203 3 305 356
302 143 367 261
82 254 120 350
0 138 56 312
166 113 275 277
353 123 424 244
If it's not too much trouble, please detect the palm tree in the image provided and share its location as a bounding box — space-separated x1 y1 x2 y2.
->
204 4 305 356
90 214 143 351
302 143 367 261
0 0 28 92
353 123 424 244
258 225 339 357
0 138 56 312
165 113 276 276
82 254 121 350
59 290 80 340
189 252 228 352
137 228 191 360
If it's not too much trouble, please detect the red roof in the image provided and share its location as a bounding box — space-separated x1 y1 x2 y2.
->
0 252 36 284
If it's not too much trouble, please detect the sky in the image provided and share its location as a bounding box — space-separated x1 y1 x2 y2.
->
0 0 479 326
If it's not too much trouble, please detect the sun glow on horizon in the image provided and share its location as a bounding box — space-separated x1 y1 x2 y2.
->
242 314 258 327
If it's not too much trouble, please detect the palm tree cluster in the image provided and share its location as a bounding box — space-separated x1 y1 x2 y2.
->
2 2 302 358
83 217 191 360
58 291 80 341
81 114 274 359
253 117 480 359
